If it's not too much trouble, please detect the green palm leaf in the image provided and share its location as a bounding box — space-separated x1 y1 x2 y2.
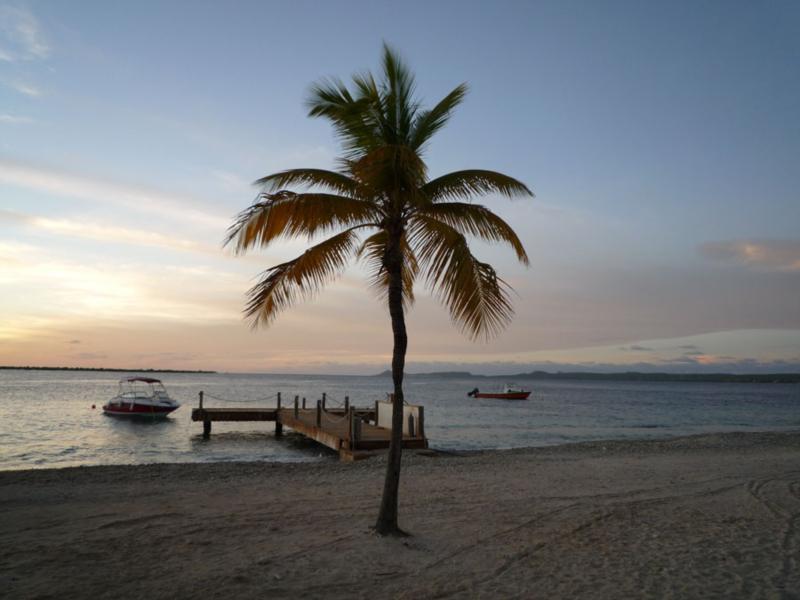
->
418 202 529 265
244 226 366 327
410 216 514 339
410 83 468 152
224 192 380 253
254 168 359 195
422 169 533 203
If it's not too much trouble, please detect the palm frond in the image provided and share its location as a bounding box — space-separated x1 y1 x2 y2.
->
410 83 468 152
352 70 393 145
422 169 534 203
306 76 356 119
244 227 365 327
224 192 380 253
357 230 418 308
254 169 359 195
410 216 514 339
380 43 418 144
307 77 379 157
417 202 529 265
350 145 427 199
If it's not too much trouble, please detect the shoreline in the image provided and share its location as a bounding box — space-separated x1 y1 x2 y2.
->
2 427 799 475
2 430 799 598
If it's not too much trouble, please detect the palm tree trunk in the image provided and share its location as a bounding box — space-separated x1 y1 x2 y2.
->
375 232 407 536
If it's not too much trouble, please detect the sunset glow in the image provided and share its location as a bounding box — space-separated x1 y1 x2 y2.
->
2 2 798 374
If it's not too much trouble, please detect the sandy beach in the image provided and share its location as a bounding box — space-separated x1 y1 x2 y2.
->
1 431 799 599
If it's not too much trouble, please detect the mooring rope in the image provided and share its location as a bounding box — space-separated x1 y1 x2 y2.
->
202 391 279 404
322 393 346 408
321 409 349 424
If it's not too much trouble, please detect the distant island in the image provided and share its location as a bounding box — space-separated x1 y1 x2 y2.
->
0 366 216 374
372 370 800 384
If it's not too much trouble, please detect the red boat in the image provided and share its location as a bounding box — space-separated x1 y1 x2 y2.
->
467 385 531 400
103 377 180 417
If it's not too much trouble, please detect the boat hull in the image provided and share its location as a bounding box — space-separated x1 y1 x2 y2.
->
471 392 531 400
102 402 178 417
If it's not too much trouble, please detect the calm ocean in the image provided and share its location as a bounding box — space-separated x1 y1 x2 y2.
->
1 369 798 470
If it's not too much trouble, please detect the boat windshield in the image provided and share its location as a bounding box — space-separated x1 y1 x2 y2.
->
117 380 168 399
503 384 525 393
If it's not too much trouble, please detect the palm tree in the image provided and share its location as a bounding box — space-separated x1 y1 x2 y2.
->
225 45 532 536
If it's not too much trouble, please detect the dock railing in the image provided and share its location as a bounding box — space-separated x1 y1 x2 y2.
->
375 401 425 439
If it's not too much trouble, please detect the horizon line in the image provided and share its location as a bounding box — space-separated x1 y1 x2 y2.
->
3 365 799 379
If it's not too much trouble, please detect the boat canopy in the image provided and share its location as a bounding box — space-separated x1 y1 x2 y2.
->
122 376 162 384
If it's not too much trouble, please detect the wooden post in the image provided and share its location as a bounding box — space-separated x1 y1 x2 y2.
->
417 406 425 440
353 413 361 445
199 391 210 438
316 400 322 427
302 397 306 409
344 396 349 413
275 392 282 437
294 395 299 419
348 406 354 449
408 413 415 438
322 392 326 410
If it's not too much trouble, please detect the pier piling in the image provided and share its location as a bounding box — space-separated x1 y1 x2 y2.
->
275 392 283 437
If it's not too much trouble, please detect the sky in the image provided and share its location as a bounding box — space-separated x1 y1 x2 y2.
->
1 0 799 374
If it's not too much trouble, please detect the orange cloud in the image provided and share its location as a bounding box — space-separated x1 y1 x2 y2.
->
700 240 800 271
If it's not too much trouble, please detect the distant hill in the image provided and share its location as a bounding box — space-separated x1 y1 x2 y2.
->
0 366 216 374
373 370 473 379
372 369 800 384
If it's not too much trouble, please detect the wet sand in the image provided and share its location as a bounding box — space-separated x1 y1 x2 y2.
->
1 431 799 599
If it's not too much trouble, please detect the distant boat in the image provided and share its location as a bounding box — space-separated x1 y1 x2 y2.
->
103 377 180 417
467 384 531 400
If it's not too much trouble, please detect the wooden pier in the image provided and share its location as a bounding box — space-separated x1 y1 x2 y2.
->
191 392 427 461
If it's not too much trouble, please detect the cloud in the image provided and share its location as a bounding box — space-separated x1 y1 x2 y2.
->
700 240 800 272
0 114 35 124
0 5 49 61
74 352 108 360
0 158 229 229
6 79 41 96
0 208 222 255
678 344 699 350
66 339 81 345
210 169 250 190
0 246 244 333
619 344 653 351
0 209 286 264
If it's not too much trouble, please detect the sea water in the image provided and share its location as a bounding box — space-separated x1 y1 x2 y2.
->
0 369 798 470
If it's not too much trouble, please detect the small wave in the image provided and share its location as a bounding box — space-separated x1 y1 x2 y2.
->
625 424 669 429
